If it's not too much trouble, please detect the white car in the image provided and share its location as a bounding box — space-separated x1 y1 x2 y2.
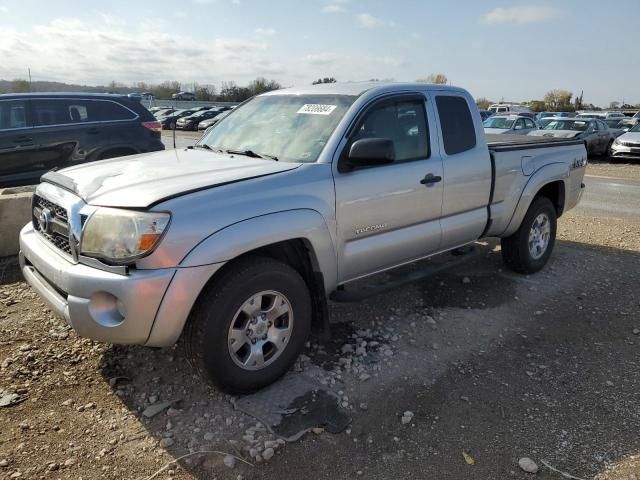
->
609 123 640 160
484 115 539 135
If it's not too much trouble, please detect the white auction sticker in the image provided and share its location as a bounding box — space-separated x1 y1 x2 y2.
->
297 104 337 115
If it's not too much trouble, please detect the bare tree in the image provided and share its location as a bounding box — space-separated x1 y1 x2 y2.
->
543 89 573 111
312 77 337 85
416 73 448 85
475 97 491 110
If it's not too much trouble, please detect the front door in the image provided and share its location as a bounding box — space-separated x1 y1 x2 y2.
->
333 94 444 283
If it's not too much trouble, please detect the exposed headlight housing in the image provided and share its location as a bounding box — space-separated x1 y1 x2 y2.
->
80 208 170 264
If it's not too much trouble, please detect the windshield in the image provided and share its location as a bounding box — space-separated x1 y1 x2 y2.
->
483 117 515 129
199 94 356 163
630 123 640 133
605 119 622 128
543 120 589 131
538 118 554 128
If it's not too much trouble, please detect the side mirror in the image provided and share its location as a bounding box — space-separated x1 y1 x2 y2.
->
345 138 395 170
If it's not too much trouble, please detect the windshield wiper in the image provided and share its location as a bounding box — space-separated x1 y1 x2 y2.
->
225 149 279 161
192 144 213 150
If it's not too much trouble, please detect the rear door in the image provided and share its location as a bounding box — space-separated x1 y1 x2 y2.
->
30 98 91 170
0 99 37 186
333 93 444 282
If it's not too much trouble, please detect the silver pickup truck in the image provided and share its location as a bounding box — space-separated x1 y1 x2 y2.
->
19 82 587 392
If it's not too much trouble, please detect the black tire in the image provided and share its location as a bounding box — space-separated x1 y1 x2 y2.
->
182 256 312 394
501 196 557 274
603 139 613 157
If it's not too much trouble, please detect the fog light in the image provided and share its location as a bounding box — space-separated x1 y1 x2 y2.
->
88 292 124 327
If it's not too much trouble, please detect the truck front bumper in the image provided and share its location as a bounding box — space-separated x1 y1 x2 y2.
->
20 223 175 345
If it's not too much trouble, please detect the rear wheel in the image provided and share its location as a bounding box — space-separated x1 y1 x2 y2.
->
183 257 312 393
501 197 557 274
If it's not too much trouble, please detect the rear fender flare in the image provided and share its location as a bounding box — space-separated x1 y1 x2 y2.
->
502 163 569 237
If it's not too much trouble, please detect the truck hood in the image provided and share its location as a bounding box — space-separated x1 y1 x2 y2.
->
527 130 581 139
42 148 301 208
484 128 510 134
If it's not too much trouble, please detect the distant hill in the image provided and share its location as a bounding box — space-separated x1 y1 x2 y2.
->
0 80 135 94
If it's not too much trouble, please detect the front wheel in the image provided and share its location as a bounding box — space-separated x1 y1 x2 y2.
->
182 257 312 393
501 197 557 274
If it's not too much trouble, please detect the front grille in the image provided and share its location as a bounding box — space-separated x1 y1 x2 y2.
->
32 195 72 256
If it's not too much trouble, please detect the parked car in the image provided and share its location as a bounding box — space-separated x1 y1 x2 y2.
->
479 109 493 121
483 114 539 135
158 109 198 130
536 112 574 122
176 109 224 131
488 103 532 114
153 108 178 118
127 93 143 102
19 82 586 392
609 122 640 160
576 111 625 120
197 109 234 130
172 92 196 101
0 93 164 187
141 92 155 99
528 117 616 156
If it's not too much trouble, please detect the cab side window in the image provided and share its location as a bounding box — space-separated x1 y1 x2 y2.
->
435 95 476 155
0 101 27 130
351 98 429 162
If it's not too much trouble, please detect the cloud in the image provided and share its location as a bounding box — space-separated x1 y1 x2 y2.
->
0 18 282 86
99 13 126 27
305 52 340 65
0 6 8 13
357 13 383 28
255 27 276 36
322 4 346 13
232 0 240 4
483 6 559 24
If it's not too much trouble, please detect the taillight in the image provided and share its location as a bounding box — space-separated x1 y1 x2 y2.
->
142 121 162 133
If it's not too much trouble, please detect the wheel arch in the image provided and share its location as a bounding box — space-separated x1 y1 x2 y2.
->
502 164 568 237
145 210 336 346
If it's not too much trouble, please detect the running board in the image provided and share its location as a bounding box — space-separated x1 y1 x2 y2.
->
330 245 481 303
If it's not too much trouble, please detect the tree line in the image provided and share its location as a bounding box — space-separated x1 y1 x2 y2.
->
476 89 640 112
1 77 284 103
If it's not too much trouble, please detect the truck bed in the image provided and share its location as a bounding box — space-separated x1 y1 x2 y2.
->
487 134 582 152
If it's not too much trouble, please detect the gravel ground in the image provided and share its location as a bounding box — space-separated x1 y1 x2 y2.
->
1 161 639 480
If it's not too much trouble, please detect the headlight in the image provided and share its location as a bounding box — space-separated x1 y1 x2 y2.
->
80 208 170 264
613 138 621 146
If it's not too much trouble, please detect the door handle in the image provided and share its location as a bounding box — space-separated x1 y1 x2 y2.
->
420 173 442 185
14 136 33 144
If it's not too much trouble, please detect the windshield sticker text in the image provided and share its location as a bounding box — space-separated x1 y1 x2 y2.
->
297 104 337 115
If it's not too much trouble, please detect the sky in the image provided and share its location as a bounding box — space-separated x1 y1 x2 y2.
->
0 0 638 106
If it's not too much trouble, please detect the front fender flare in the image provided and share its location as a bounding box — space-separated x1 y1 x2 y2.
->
502 162 569 237
179 209 338 292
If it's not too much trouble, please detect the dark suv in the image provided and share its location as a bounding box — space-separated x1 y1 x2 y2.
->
0 93 165 187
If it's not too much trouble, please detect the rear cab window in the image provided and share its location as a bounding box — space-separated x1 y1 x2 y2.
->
435 95 476 155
